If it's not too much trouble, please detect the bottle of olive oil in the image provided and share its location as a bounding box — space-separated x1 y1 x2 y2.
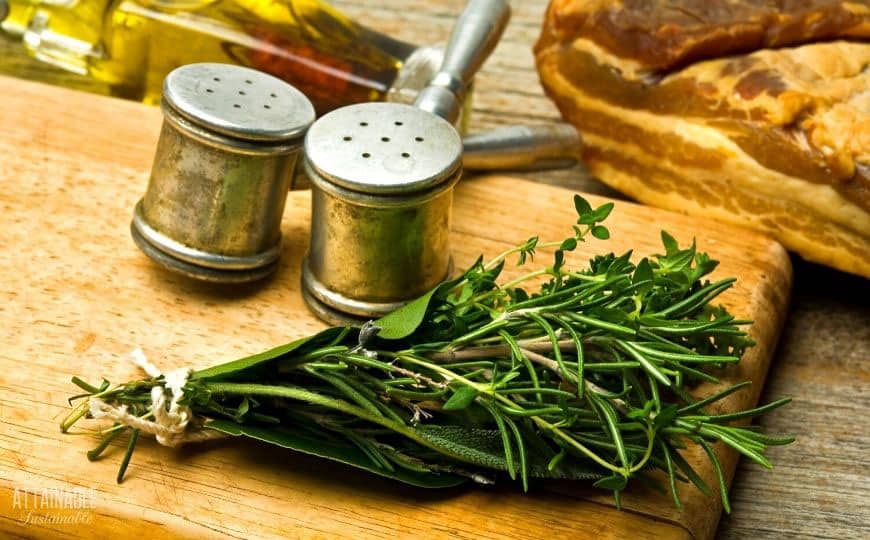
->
1 0 443 115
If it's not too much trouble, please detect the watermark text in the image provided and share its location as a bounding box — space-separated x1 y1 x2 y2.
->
10 486 96 527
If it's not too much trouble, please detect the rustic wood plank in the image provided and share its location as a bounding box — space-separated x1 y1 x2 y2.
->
0 75 791 539
2 1 869 538
716 262 870 540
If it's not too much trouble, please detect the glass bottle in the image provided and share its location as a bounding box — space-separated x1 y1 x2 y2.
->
0 0 446 115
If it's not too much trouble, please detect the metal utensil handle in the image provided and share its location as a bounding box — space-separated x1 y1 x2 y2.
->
414 0 511 122
463 123 582 171
290 121 582 189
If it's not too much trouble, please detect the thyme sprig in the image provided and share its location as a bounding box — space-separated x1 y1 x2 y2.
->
64 195 793 511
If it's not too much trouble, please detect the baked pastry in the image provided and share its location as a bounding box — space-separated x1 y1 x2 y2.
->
535 0 870 277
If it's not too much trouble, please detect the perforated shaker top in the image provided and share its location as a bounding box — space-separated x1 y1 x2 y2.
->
304 103 463 195
163 63 315 143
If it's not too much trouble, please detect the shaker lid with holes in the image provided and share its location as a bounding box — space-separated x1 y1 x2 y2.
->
304 102 462 195
163 63 315 143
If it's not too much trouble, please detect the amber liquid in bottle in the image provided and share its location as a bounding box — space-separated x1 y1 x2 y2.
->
3 0 420 115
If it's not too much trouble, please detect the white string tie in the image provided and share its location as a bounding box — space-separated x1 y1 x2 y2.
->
89 348 224 447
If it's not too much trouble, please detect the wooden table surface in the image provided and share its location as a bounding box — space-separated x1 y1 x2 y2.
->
1 1 868 539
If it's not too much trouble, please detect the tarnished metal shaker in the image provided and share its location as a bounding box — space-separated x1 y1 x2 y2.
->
301 0 509 323
301 103 463 323
131 63 315 283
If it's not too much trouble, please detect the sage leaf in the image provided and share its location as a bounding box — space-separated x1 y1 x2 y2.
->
376 278 461 340
415 425 601 480
207 420 465 488
191 327 347 381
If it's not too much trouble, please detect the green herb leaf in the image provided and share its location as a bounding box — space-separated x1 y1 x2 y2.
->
442 386 479 411
579 203 615 225
376 278 461 340
517 236 539 265
654 404 679 429
593 474 627 491
591 226 610 240
560 237 578 251
207 420 465 488
415 425 601 480
661 231 679 255
553 250 565 273
191 327 348 381
633 258 653 287
574 194 592 216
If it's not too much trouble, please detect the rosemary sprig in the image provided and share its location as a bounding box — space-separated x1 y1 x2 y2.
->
63 195 793 511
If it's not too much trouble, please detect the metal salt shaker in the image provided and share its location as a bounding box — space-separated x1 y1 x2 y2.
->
132 63 315 283
301 0 511 323
302 104 463 322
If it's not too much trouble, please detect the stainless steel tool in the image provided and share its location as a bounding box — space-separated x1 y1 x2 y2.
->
131 63 315 283
301 0 510 323
462 123 582 171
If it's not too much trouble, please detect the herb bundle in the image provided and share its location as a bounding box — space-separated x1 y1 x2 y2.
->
64 195 792 511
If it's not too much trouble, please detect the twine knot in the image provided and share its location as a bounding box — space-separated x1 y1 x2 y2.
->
89 348 224 447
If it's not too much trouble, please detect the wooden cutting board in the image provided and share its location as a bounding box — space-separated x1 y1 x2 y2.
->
0 76 792 540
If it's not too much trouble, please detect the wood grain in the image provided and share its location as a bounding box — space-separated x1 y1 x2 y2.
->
1 1 868 538
0 75 791 539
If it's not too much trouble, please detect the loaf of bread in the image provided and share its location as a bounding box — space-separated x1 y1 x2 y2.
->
535 0 870 277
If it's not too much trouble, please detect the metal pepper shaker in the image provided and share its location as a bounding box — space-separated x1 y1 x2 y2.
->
301 0 510 323
132 63 315 283
302 103 463 322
